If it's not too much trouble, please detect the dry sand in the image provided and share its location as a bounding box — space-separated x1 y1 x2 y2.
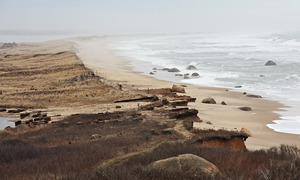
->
73 35 300 150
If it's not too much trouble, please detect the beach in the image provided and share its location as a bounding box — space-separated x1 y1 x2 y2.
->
73 35 300 150
0 35 299 150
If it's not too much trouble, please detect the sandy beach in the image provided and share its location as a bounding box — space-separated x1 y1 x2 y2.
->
73 35 300 150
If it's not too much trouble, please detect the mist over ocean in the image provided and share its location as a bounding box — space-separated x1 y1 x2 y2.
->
112 32 300 135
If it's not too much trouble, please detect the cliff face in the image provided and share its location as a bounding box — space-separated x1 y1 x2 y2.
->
193 130 248 152
201 136 247 152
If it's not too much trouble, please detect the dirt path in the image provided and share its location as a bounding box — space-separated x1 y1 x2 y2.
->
173 120 193 139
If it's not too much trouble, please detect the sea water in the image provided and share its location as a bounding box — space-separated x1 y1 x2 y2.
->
111 32 300 135
0 117 15 130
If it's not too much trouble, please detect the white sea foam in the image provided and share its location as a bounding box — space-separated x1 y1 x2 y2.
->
112 32 300 135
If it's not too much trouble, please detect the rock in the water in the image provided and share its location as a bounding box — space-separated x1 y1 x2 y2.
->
149 72 155 75
265 60 277 66
239 107 252 111
175 74 183 76
221 101 227 105
147 154 222 178
168 68 180 72
235 86 242 88
191 72 200 77
162 128 175 134
202 98 216 104
186 65 198 70
260 75 265 77
172 84 185 93
184 75 190 79
153 67 157 70
246 94 262 98
240 128 251 137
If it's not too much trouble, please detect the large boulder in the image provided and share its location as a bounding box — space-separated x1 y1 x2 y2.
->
191 72 200 77
147 154 222 178
168 68 180 72
202 97 216 104
186 65 198 70
172 84 185 93
265 60 277 66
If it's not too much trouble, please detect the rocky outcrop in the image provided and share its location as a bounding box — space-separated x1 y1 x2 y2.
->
168 68 180 72
202 97 216 104
170 100 188 107
240 128 251 137
168 108 199 120
147 154 222 178
186 65 198 70
172 84 185 93
138 99 169 110
265 60 277 66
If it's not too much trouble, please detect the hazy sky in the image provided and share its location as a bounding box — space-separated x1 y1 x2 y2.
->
1 0 300 34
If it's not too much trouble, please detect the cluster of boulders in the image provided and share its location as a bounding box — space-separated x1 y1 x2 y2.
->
149 65 200 80
15 111 51 127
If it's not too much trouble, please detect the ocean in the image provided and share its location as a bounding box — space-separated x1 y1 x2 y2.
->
111 32 300 135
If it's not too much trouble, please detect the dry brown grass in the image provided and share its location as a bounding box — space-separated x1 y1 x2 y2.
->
1 110 300 180
0 51 138 108
0 110 183 180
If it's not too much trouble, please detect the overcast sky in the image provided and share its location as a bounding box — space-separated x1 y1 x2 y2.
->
1 0 300 34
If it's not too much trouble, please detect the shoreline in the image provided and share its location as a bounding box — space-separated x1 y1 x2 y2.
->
73 35 300 150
